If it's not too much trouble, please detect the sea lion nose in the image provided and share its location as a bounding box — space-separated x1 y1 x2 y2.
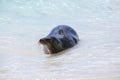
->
39 39 45 44
39 38 51 44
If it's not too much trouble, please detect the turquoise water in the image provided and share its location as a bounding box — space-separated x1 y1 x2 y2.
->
0 0 120 80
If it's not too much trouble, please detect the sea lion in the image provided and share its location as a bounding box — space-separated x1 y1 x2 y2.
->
39 25 79 54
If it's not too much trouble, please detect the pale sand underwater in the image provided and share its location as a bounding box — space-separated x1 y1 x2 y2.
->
0 0 120 80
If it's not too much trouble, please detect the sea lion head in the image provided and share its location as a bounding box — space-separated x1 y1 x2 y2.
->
39 37 63 54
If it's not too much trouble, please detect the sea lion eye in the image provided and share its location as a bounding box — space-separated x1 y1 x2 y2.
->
45 38 51 42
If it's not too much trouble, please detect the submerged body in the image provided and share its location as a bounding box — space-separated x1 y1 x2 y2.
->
39 25 79 54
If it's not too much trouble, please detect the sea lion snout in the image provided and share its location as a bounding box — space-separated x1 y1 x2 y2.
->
39 38 51 44
39 39 45 44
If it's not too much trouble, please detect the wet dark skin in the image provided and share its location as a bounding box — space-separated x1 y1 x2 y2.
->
39 25 79 54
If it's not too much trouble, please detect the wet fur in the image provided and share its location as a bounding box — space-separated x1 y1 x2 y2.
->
39 25 79 54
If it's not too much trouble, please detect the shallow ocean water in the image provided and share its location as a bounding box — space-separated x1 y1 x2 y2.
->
0 0 120 80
